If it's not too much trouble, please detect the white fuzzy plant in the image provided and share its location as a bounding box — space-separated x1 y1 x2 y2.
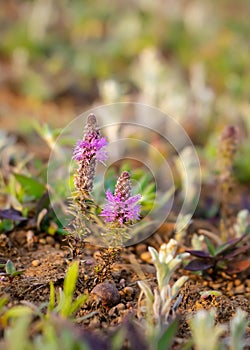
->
229 308 249 350
190 309 226 350
190 308 248 350
234 209 249 238
137 239 189 339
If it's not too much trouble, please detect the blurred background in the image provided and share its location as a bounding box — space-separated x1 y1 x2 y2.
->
0 0 249 146
1 0 250 234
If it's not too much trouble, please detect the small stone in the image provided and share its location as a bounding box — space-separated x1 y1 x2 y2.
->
226 281 233 290
91 281 120 307
53 260 61 266
136 243 147 256
46 236 55 245
140 251 152 263
108 303 125 316
234 279 241 286
119 279 126 288
32 260 40 267
116 303 125 311
123 286 135 297
89 316 100 328
234 285 245 294
126 301 134 309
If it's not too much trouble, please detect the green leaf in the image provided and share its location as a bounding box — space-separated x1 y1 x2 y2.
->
14 173 46 199
0 296 8 312
60 261 79 317
48 281 55 312
63 261 79 298
70 294 88 315
137 281 154 303
157 317 179 350
5 260 16 275
4 314 32 350
3 306 33 321
205 237 216 256
11 270 25 277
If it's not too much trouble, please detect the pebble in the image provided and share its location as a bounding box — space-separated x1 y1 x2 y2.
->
91 281 120 307
123 286 135 297
226 281 233 290
53 260 62 266
135 243 147 256
39 238 46 245
108 303 125 316
234 285 245 294
31 260 40 267
140 251 152 263
90 316 100 328
126 301 134 309
119 279 126 288
46 236 55 245
234 279 241 286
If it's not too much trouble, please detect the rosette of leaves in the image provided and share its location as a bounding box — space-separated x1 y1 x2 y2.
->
0 260 25 282
185 232 250 274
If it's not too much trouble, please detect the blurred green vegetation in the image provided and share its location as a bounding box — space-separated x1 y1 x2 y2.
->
0 0 249 106
1 1 250 183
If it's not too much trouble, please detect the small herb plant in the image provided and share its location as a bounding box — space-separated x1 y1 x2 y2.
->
185 233 250 274
0 260 25 282
137 239 189 347
189 308 226 350
189 308 248 350
68 114 142 249
47 261 88 318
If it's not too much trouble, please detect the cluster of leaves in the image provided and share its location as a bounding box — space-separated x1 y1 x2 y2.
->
0 258 249 350
1 1 249 102
0 126 64 236
137 240 189 348
0 260 25 283
185 233 250 274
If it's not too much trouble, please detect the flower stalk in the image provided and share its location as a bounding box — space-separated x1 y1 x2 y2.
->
100 171 141 226
137 239 189 341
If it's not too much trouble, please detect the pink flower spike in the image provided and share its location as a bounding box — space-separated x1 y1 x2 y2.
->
100 172 141 225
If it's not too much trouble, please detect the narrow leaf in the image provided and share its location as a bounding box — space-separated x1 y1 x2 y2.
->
215 234 248 256
48 281 55 312
64 261 79 297
184 259 214 271
157 318 179 350
223 244 250 259
14 173 46 199
185 249 211 258
70 294 88 315
205 237 216 256
137 281 154 303
0 208 26 221
226 260 250 274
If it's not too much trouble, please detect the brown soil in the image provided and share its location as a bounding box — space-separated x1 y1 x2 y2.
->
0 218 249 349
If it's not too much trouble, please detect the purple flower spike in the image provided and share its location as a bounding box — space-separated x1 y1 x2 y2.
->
73 137 107 163
100 172 141 225
73 118 107 164
73 114 107 194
